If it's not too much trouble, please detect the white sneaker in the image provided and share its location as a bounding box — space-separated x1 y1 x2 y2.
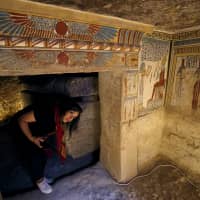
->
36 178 53 194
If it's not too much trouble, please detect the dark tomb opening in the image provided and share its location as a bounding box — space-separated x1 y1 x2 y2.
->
0 73 100 195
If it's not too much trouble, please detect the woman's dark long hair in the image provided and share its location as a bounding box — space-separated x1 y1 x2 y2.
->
58 98 82 137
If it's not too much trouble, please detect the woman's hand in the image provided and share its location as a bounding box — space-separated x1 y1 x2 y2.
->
31 136 46 148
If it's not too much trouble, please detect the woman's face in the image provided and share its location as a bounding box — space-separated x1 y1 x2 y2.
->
62 110 79 123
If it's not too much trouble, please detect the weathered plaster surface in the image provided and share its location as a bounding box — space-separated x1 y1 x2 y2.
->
136 109 164 173
0 50 126 76
120 108 164 179
120 122 138 181
161 110 200 181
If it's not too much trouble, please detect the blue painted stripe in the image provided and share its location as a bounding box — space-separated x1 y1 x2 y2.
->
124 30 130 45
94 27 117 42
15 25 24 36
7 24 18 35
0 12 9 17
0 22 11 31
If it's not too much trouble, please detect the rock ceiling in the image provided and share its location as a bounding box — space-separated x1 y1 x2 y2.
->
31 0 200 32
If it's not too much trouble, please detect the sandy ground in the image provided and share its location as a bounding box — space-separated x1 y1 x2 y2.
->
4 162 200 200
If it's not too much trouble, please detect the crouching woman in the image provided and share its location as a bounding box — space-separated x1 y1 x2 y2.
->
12 99 82 194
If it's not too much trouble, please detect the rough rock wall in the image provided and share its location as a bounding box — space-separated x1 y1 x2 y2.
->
0 77 29 122
32 0 200 32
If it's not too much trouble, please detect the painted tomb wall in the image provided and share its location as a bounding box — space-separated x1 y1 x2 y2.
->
0 0 154 183
161 39 200 181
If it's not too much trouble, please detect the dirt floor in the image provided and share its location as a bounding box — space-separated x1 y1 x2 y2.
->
4 162 200 200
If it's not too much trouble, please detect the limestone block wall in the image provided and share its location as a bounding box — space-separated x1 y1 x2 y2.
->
120 108 164 178
99 71 122 181
67 101 100 158
119 108 164 179
120 122 138 181
99 71 165 182
161 39 200 180
135 109 164 172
